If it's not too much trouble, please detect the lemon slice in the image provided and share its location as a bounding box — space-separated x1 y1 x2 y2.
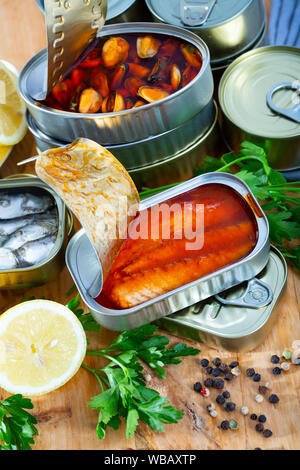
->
0 144 12 166
0 300 87 396
0 60 27 146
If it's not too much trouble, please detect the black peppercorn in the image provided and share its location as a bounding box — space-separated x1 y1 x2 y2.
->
224 373 233 381
200 359 209 367
225 402 236 412
222 390 230 399
258 415 266 423
204 378 214 388
212 357 221 367
271 355 280 364
250 414 257 420
216 394 225 405
205 366 213 375
221 420 230 430
258 386 268 395
229 361 239 368
214 378 224 390
246 368 255 377
252 373 261 382
255 423 264 433
269 394 280 404
193 382 202 392
272 367 281 375
212 368 221 377
219 363 229 373
263 429 273 438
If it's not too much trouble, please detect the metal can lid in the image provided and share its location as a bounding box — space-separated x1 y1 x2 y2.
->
146 0 253 29
219 46 300 139
107 0 136 20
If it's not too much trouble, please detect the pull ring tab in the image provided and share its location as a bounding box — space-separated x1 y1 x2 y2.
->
180 0 216 26
215 278 273 309
266 82 300 124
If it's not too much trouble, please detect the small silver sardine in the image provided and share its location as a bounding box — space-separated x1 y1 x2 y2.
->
0 192 54 220
17 235 56 266
0 248 18 270
3 221 58 251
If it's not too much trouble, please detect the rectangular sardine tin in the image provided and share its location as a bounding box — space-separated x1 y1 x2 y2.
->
0 177 71 289
66 172 270 331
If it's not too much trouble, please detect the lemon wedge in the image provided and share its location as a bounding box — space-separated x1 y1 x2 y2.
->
0 300 87 396
0 144 12 166
0 60 27 146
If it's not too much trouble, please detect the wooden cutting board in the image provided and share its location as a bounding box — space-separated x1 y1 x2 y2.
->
0 0 299 450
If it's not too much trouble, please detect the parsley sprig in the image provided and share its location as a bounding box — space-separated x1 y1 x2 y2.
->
0 394 38 450
140 141 300 270
82 324 199 440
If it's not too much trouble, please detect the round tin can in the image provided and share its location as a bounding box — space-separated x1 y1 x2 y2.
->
26 99 215 169
219 46 300 171
36 0 149 22
145 0 266 67
19 23 214 145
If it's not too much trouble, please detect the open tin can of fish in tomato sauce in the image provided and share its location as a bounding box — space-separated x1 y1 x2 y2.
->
157 246 287 352
19 23 214 146
0 176 73 290
66 172 269 331
219 46 300 171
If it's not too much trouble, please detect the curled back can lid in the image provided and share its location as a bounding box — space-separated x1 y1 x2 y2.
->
219 46 300 139
146 0 254 29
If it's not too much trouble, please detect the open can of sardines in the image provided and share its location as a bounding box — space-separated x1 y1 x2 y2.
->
66 172 270 331
0 176 73 289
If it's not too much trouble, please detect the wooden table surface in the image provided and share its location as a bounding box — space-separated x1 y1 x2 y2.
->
0 0 299 451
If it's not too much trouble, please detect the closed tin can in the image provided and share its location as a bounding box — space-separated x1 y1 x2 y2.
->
219 46 300 171
157 246 287 352
145 0 266 67
36 0 149 23
19 23 214 145
0 177 73 290
26 99 215 170
66 172 269 331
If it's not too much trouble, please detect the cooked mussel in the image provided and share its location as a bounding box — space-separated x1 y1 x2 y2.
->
102 91 125 113
170 64 181 91
102 37 130 68
182 66 199 88
180 44 202 68
127 63 150 79
137 86 169 103
110 63 129 90
79 88 102 114
137 35 161 59
124 77 145 96
91 69 110 97
148 57 170 84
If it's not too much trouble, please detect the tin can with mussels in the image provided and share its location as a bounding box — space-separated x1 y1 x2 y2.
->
66 172 269 331
219 46 300 171
157 246 287 352
145 0 266 71
0 176 73 290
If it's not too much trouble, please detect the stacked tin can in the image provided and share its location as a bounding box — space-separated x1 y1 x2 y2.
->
21 21 220 189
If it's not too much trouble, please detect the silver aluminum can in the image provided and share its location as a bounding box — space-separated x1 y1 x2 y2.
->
66 172 270 330
19 23 214 145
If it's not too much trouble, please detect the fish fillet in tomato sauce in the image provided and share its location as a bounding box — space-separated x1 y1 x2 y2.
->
97 184 258 309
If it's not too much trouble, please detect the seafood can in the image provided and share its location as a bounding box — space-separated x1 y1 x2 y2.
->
26 99 216 170
36 0 149 23
145 0 266 68
157 246 287 352
66 172 270 331
19 22 214 145
0 176 73 290
219 46 300 171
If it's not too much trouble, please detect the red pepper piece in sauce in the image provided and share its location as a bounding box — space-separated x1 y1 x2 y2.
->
51 78 73 107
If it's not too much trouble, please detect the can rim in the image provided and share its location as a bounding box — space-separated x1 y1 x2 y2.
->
19 22 211 120
218 45 300 139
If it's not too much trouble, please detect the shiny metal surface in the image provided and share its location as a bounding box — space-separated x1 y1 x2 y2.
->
0 177 72 290
219 46 300 171
26 99 215 169
36 0 107 100
66 172 270 331
267 82 300 124
157 246 287 352
145 0 265 65
19 23 214 145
